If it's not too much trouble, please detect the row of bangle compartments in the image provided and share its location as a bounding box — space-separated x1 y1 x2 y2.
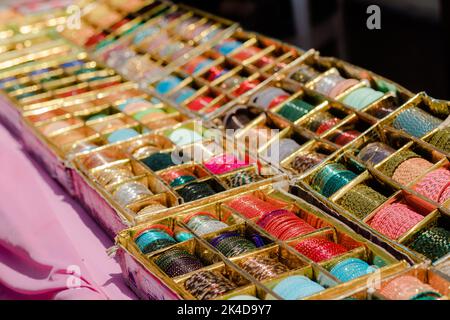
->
278 50 415 120
0 30 62 55
211 81 376 170
379 92 450 156
0 55 127 107
65 0 237 51
296 129 450 263
73 136 280 223
0 38 119 103
92 0 303 75
102 29 307 117
116 182 411 300
22 84 194 155
0 8 68 39
327 264 449 300
144 43 306 118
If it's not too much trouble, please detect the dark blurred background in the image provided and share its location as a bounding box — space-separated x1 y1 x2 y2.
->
175 0 450 99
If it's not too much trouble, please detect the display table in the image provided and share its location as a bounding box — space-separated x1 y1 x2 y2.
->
0 124 136 300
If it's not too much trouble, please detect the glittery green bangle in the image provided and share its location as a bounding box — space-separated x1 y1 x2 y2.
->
381 150 420 178
429 128 450 153
277 99 315 122
337 184 387 220
409 226 450 262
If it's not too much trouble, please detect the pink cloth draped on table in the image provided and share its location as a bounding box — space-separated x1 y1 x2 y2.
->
0 124 136 300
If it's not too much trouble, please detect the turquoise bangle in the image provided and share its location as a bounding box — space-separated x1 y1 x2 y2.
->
330 258 376 282
272 275 325 300
107 128 140 143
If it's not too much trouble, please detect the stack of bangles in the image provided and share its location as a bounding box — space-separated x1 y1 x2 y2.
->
341 87 385 111
160 168 197 187
184 271 237 300
137 202 168 216
210 232 262 257
133 225 177 254
409 226 450 261
293 237 348 262
329 128 361 146
311 163 358 197
428 128 450 153
412 168 450 204
257 209 316 240
94 167 135 187
368 203 424 240
224 170 260 188
249 86 290 110
378 276 442 300
203 154 248 174
154 248 204 278
289 64 320 84
290 151 328 174
141 153 176 171
239 255 290 281
177 182 217 202
393 106 442 138
276 98 315 122
329 258 376 282
184 212 229 236
313 72 360 99
357 142 396 166
306 111 341 135
337 184 388 220
81 148 125 169
269 276 325 300
112 181 153 206
380 150 433 186
226 195 284 219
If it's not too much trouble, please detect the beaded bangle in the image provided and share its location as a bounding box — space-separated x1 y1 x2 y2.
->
429 128 450 153
369 203 424 240
312 163 358 197
381 150 423 178
393 107 442 138
337 184 387 220
413 168 450 203
409 226 450 261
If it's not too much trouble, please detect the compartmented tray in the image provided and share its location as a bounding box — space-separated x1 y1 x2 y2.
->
115 181 415 300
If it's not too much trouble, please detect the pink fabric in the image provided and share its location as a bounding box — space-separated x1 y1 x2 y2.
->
0 123 136 300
